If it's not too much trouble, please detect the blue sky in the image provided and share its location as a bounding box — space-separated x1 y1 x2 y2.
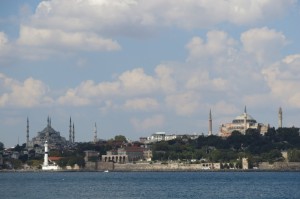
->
1 0 300 147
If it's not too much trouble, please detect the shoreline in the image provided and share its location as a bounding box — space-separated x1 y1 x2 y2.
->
1 168 300 173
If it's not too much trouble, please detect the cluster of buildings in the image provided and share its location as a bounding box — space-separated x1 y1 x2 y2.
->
24 106 282 151
0 106 285 170
139 132 199 144
139 106 279 143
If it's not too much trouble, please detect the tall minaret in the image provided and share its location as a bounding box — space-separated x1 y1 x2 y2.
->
208 109 212 136
43 141 49 167
47 116 50 127
278 107 283 128
243 106 247 133
46 117 50 138
26 117 29 147
72 123 75 143
94 123 97 143
69 117 72 143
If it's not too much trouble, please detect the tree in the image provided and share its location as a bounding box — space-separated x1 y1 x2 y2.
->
288 149 300 162
11 159 23 169
261 149 282 163
227 131 244 151
0 141 4 151
114 135 127 142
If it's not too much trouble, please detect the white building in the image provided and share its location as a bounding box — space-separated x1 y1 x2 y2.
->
144 132 199 143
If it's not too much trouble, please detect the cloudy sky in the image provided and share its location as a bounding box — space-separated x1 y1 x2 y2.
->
1 0 300 147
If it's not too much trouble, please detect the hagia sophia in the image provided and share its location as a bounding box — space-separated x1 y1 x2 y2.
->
218 106 272 137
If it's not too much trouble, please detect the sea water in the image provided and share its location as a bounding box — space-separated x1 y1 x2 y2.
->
0 171 299 199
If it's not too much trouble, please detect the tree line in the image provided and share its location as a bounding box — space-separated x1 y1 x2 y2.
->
151 127 300 167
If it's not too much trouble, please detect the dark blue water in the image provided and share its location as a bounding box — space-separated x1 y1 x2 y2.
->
0 172 299 199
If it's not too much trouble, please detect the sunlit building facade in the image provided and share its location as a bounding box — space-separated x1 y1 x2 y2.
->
219 107 269 137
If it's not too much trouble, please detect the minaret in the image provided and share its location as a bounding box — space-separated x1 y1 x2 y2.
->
26 117 29 147
47 116 50 127
94 123 97 143
43 141 49 167
69 117 72 143
46 117 50 138
72 123 75 143
278 107 282 128
243 106 247 134
208 109 212 136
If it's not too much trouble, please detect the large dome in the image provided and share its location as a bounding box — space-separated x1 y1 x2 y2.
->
232 113 257 124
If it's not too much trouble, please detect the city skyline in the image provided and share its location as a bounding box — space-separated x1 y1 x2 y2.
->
1 0 300 147
8 106 291 147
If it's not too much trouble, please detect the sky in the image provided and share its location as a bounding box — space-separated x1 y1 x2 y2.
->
0 0 300 147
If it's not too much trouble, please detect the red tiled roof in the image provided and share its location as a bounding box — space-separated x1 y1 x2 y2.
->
49 156 63 161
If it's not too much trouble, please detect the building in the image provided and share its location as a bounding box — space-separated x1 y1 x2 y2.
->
84 150 99 162
143 132 199 144
242 158 249 170
27 117 68 149
102 146 151 163
219 107 269 137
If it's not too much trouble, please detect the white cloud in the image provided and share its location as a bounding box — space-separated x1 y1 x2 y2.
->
123 97 159 111
30 0 295 34
0 73 52 108
227 0 295 25
118 68 159 95
131 114 165 131
0 32 13 61
1 0 294 61
57 67 160 106
262 54 300 108
185 70 229 92
186 31 237 62
57 88 90 106
165 91 201 116
18 25 121 51
241 27 287 63
54 27 293 115
0 32 8 48
155 65 176 93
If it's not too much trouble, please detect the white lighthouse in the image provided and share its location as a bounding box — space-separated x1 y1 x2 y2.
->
42 141 60 170
43 140 49 167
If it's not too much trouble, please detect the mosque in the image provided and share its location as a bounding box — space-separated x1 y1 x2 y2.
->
26 117 75 149
218 107 275 137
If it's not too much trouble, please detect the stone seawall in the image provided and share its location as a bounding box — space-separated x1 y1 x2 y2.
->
84 161 300 171
85 161 114 171
258 162 300 170
114 163 220 171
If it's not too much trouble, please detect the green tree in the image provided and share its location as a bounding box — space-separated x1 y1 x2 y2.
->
11 159 23 169
261 149 282 163
57 158 68 168
27 160 43 168
288 149 300 162
0 141 4 151
114 135 127 142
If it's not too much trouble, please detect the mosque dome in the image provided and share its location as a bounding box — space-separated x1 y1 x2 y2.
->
30 117 67 147
232 113 257 124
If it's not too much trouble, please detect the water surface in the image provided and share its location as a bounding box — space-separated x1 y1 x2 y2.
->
0 171 299 199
